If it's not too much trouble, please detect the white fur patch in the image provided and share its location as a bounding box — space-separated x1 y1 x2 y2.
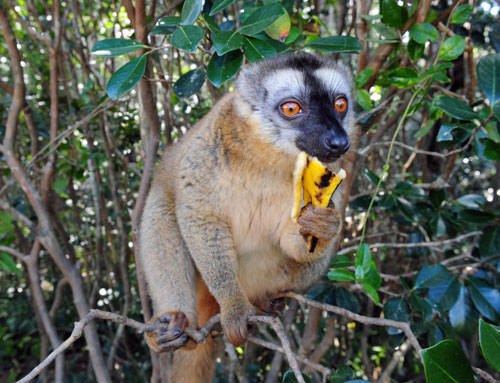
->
314 68 351 96
263 69 305 99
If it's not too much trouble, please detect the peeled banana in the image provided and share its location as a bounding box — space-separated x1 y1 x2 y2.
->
291 151 346 253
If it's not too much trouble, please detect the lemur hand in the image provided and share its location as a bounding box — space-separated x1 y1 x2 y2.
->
220 301 255 347
297 203 341 241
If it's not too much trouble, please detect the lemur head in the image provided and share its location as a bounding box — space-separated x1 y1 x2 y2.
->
235 53 354 164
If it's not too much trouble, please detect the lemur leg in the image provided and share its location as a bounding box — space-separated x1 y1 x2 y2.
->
169 274 222 383
139 186 197 352
176 205 255 347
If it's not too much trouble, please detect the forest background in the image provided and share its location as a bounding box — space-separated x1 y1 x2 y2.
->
1 0 500 382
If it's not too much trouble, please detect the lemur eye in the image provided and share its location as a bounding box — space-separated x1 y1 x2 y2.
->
334 98 347 113
280 102 301 117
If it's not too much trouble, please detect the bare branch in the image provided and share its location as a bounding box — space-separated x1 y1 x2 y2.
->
279 292 423 356
337 231 482 255
472 367 500 383
0 245 28 261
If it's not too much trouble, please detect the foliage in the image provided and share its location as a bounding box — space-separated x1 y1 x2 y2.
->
0 0 500 382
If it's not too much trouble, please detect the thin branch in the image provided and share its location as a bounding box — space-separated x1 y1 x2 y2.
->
472 367 500 383
0 245 28 261
279 292 423 356
337 231 482 255
16 308 311 383
248 336 331 378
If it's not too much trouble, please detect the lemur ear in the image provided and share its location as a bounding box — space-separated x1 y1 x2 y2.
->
235 64 256 90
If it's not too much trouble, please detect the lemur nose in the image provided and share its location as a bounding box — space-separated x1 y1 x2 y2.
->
323 136 350 156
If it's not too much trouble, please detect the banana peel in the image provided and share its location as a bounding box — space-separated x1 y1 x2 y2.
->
291 151 346 253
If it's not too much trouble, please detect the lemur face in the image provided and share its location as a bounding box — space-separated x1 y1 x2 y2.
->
235 54 354 163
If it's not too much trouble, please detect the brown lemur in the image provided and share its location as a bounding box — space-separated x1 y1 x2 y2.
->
138 53 354 382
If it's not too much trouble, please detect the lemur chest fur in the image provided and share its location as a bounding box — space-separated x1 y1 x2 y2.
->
220 167 296 300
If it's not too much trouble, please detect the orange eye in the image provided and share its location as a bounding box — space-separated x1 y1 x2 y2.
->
335 98 347 113
280 102 301 117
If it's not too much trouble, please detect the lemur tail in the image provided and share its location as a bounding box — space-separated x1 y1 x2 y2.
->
168 337 220 383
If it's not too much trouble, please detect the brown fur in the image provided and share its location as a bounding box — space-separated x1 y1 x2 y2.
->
139 90 343 382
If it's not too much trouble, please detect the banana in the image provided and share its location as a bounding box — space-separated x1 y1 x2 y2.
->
291 151 346 252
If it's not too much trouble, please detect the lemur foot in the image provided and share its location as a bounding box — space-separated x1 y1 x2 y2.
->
254 297 285 317
145 311 196 353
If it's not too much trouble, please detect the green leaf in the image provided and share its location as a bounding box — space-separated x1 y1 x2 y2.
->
415 264 450 290
329 366 355 383
455 194 486 209
477 54 500 105
242 38 276 63
428 275 460 310
479 319 500 372
457 209 495 224
265 8 291 42
410 22 439 44
305 36 362 53
171 25 204 52
207 51 243 88
420 340 474 383
479 226 500 257
449 285 479 337
173 68 206 98
0 253 19 273
91 38 148 57
355 243 372 275
494 103 500 121
365 265 382 290
335 287 360 314
394 182 425 199
362 284 379 304
372 23 399 40
484 139 500 161
106 54 147 100
212 31 243 55
355 68 374 88
356 89 373 111
450 4 474 24
363 168 385 188
53 176 69 194
411 294 433 320
181 0 203 25
485 121 500 143
380 0 408 28
387 67 419 87
439 35 466 61
203 14 221 33
468 278 500 322
384 297 410 335
0 211 14 234
209 0 236 15
284 26 301 44
407 40 424 61
435 96 477 121
239 4 284 36
436 125 454 142
327 269 355 282
151 16 181 35
415 120 434 138
331 254 353 268
267 39 291 54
